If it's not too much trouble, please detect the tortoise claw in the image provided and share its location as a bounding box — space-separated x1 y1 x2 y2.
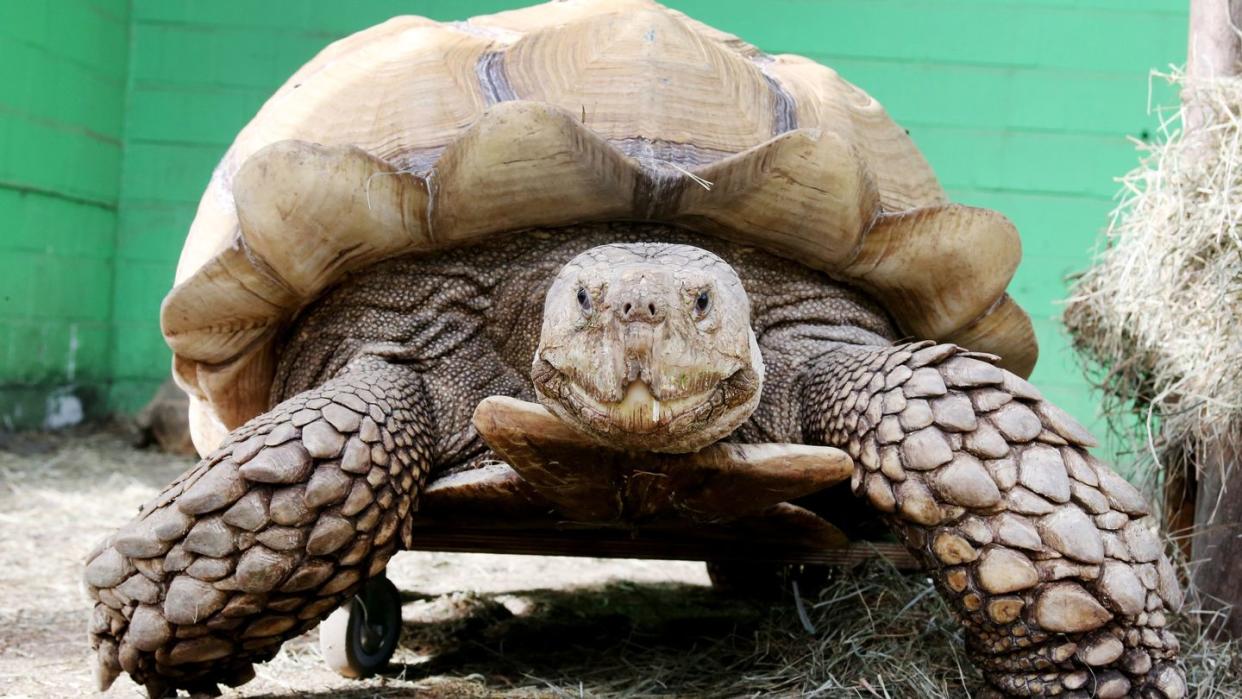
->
472 396 853 522
93 648 121 692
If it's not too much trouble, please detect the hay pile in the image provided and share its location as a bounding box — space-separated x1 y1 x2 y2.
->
1064 69 1242 470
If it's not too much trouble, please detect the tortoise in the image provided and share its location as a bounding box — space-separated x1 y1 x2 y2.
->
84 1 1187 696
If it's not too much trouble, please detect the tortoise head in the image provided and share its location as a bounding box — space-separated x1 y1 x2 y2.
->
532 243 764 453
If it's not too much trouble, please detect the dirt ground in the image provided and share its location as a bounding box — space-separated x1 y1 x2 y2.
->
1 430 1239 698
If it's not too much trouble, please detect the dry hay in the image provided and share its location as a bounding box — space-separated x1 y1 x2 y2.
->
1064 68 1242 473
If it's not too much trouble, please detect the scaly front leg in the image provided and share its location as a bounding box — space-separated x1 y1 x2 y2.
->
802 342 1186 698
84 356 432 697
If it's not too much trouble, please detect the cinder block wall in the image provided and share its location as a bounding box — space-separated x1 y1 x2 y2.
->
0 0 130 428
1 0 1186 450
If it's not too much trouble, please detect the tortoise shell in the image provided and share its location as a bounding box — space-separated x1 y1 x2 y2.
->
161 0 1036 454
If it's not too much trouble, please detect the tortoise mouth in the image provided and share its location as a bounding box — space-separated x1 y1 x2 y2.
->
531 359 761 453
565 379 719 435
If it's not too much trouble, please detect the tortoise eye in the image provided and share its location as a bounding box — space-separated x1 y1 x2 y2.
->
576 287 592 313
695 290 711 315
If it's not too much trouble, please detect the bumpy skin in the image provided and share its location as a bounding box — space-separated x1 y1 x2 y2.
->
84 357 431 695
801 343 1186 698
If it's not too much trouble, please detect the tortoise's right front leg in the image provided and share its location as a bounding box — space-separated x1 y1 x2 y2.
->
84 356 432 697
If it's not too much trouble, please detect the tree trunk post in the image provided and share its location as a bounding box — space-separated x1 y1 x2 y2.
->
1181 0 1242 639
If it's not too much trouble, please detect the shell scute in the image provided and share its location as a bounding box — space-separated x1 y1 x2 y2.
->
762 53 946 211
173 19 494 286
843 205 1023 345
675 128 878 264
501 7 782 153
428 101 638 243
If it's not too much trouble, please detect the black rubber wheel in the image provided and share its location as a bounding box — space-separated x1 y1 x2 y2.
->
319 575 403 678
706 561 834 599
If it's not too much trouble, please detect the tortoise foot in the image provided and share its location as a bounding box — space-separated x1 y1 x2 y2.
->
84 358 431 694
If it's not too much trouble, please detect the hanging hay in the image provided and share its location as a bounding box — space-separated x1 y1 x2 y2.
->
1064 68 1242 472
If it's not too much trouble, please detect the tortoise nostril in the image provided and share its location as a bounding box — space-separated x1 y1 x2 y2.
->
618 297 662 322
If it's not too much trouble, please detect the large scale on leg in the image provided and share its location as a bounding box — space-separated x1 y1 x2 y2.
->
84 0 1188 696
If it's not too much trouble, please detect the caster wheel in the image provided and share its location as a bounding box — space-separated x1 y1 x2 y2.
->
319 575 403 678
706 560 786 598
706 561 833 599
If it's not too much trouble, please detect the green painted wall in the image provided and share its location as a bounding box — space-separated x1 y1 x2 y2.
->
0 0 129 428
2 0 1186 450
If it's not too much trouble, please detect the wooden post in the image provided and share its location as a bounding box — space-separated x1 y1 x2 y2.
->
1185 0 1242 131
1191 439 1242 638
1181 0 1242 639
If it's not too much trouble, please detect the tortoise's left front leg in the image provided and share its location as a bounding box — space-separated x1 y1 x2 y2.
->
801 342 1186 698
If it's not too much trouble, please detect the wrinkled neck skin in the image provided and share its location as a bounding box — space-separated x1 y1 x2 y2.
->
273 222 897 472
